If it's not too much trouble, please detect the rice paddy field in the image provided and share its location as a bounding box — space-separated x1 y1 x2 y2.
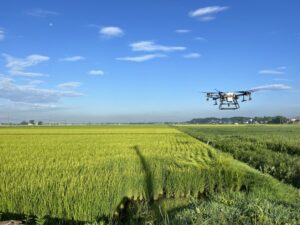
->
177 125 300 188
0 125 299 225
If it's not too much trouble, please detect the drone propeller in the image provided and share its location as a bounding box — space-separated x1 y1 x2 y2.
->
235 90 251 94
248 89 260 93
201 91 212 101
214 89 224 94
202 91 218 94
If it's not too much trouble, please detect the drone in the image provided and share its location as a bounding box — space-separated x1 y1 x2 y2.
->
203 90 253 110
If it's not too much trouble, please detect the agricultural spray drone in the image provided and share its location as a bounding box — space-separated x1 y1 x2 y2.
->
202 84 290 110
203 90 253 110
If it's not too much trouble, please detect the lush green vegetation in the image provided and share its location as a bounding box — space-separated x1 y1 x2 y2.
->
177 125 300 187
0 125 299 224
162 192 300 225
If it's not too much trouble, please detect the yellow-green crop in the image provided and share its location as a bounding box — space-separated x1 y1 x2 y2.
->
0 125 298 222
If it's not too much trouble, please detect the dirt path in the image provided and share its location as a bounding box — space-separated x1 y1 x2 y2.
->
0 221 23 225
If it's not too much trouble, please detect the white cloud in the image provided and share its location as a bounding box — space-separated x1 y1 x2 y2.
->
89 70 104 76
130 41 186 52
87 24 100 28
116 54 166 62
250 84 291 92
0 77 83 104
175 29 190 33
259 70 284 75
189 6 229 21
9 71 46 77
0 102 65 112
3 54 49 70
198 16 215 21
2 53 49 77
276 66 286 70
61 56 85 62
273 78 293 82
57 82 81 89
0 28 5 41
26 8 59 17
28 80 44 86
195 37 206 41
183 53 201 58
259 66 286 75
99 26 124 38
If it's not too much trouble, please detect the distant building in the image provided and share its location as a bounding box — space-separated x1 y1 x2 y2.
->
289 118 300 124
28 120 35 125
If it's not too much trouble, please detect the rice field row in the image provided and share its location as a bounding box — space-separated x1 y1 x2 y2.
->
177 125 300 187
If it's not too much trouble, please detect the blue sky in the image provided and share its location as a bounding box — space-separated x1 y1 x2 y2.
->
0 0 300 123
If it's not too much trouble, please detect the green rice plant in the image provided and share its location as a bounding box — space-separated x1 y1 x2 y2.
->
177 125 300 187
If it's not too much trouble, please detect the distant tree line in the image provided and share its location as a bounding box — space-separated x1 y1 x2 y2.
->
253 116 289 124
188 116 290 124
20 120 43 125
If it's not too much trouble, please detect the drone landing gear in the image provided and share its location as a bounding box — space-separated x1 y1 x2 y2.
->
219 100 240 110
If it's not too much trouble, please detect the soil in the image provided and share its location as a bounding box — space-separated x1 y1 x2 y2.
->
0 221 23 225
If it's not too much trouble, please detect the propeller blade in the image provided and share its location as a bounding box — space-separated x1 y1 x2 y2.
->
214 89 224 93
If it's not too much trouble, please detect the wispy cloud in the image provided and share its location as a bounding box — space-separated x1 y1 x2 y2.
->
250 84 291 92
0 28 5 41
189 6 229 21
9 71 46 77
116 54 166 62
195 37 206 41
277 66 287 70
175 29 190 33
130 41 186 52
26 8 59 17
57 82 81 89
99 26 124 38
259 70 284 75
28 80 44 86
87 24 100 29
89 70 104 76
0 77 83 104
2 53 49 77
259 66 286 75
183 53 201 58
3 54 49 70
61 56 85 62
273 78 293 82
0 102 65 112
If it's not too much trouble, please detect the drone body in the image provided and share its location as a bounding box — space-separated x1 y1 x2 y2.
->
204 90 252 110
